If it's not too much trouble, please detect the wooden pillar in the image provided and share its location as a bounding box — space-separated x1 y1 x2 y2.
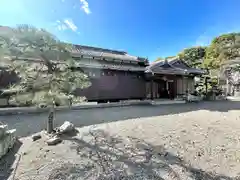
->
182 76 184 95
151 79 154 100
166 80 168 90
205 77 208 95
175 77 178 98
182 76 188 94
226 78 229 96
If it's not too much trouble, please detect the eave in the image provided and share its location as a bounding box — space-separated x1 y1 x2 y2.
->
146 59 205 76
0 56 146 72
71 52 149 66
76 63 146 72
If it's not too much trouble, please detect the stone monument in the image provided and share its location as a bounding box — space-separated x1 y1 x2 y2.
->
0 123 16 159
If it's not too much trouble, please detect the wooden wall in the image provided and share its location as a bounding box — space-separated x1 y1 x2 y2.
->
0 68 147 102
176 76 195 95
75 69 146 102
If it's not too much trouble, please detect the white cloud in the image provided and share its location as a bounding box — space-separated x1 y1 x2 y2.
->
63 19 78 32
55 19 78 32
80 0 91 14
55 20 67 31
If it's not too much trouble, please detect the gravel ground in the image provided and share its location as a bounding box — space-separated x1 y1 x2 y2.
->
1 101 240 179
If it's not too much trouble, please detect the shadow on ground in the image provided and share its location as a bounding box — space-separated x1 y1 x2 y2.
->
0 139 22 180
50 129 240 180
1 100 240 138
56 100 240 127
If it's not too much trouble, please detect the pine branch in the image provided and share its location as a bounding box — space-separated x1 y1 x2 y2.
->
0 24 90 107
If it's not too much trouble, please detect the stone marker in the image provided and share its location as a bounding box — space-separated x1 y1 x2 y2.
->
0 128 16 159
46 136 62 146
0 125 8 139
32 133 42 141
6 129 16 147
58 121 75 134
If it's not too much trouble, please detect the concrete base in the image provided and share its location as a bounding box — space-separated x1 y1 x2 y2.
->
235 91 240 97
187 94 203 102
0 129 16 159
0 98 8 107
150 99 186 105
0 125 8 138
0 100 151 116
227 96 240 101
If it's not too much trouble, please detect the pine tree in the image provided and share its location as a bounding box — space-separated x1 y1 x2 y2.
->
0 25 90 133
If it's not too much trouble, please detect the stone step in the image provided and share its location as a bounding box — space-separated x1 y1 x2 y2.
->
0 129 16 159
151 100 186 105
0 125 8 139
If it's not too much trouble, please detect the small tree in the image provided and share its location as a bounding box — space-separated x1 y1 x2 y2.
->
178 46 206 68
0 25 90 133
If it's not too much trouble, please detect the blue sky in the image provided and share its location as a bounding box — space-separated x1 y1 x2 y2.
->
1 0 240 61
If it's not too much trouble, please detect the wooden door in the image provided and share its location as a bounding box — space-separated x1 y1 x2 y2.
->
168 81 176 99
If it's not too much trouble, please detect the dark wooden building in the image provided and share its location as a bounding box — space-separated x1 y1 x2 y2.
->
145 58 205 99
71 45 149 102
0 45 204 103
0 45 149 103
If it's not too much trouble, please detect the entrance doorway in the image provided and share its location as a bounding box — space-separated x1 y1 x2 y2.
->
157 80 167 99
146 78 177 100
168 81 175 99
158 80 176 99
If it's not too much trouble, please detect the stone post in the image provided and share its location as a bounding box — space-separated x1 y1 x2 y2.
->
0 124 16 159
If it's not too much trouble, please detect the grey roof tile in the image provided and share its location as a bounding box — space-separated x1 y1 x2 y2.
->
71 44 148 64
146 58 205 75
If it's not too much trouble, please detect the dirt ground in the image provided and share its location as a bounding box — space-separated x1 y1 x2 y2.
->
1 101 240 179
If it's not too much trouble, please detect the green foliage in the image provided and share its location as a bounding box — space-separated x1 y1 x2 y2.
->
154 57 165 62
232 64 240 72
0 25 90 107
204 33 240 69
178 46 206 68
156 32 240 88
152 33 240 76
165 56 176 60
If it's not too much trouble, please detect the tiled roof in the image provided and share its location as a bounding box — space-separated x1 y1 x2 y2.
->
146 58 205 75
74 45 126 55
71 45 148 64
0 26 148 65
77 62 146 71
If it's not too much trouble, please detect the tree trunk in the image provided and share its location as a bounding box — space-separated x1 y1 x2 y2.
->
205 77 208 95
47 104 55 133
